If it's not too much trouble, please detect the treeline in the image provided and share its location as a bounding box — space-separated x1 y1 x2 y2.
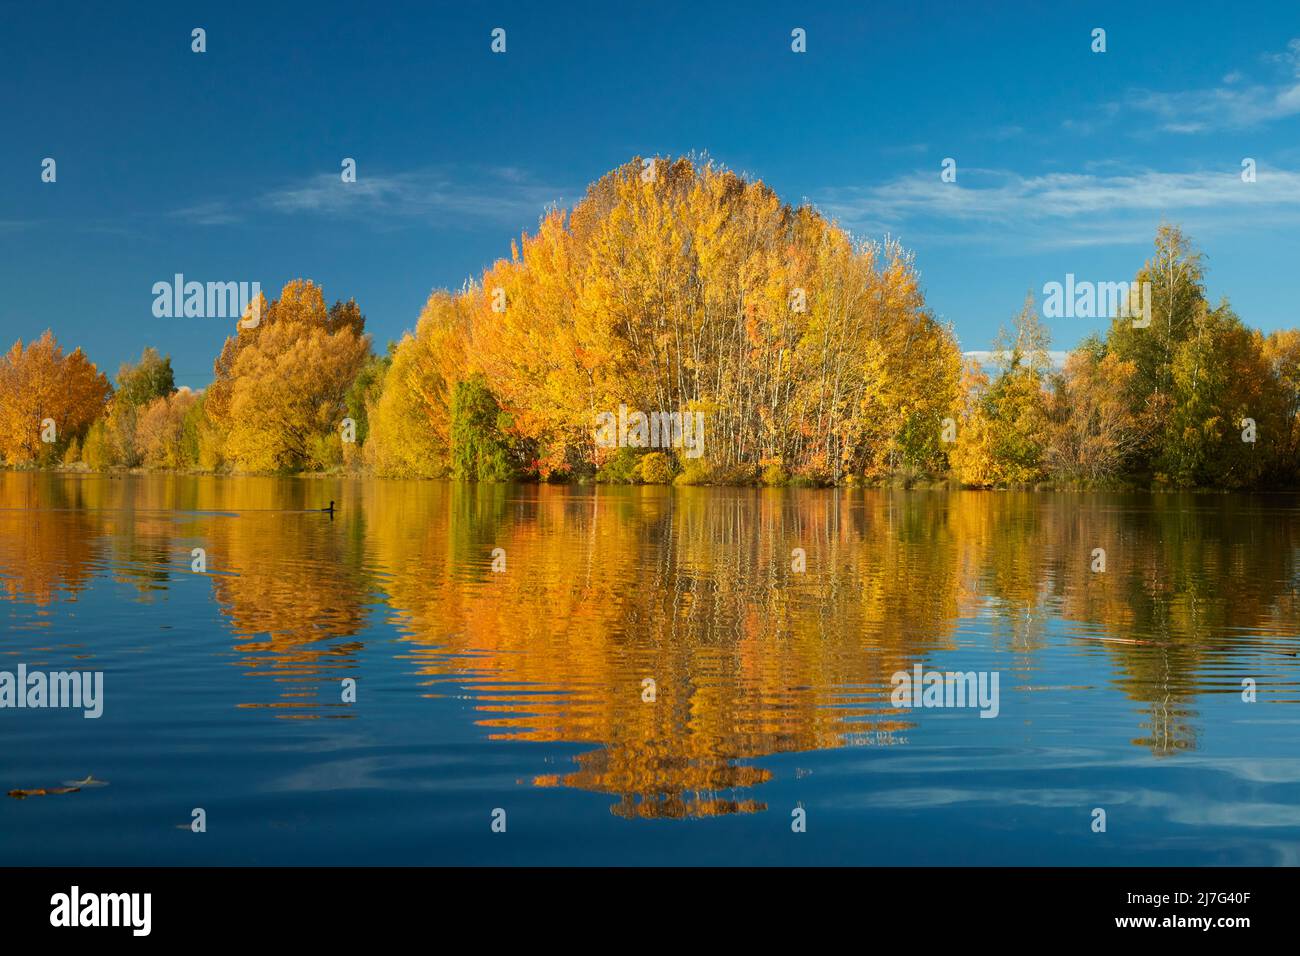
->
955 226 1300 489
0 283 375 473
1 157 1297 489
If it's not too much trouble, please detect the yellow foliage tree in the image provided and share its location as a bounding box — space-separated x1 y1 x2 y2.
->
209 281 371 472
365 291 469 477
952 296 1053 487
1260 329 1300 481
387 156 963 483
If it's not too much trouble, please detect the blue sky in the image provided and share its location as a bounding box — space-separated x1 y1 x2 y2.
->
3 0 1300 387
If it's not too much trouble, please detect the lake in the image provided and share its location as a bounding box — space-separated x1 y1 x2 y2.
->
2 472 1299 865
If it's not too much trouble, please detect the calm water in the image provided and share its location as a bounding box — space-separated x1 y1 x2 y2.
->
2 472 1299 865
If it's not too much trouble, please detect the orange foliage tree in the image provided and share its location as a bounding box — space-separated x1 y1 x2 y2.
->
0 330 111 465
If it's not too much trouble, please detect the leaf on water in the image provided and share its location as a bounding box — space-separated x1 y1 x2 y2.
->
7 786 81 799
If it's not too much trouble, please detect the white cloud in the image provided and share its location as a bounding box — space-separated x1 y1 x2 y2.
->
261 167 568 224
817 165 1300 248
1119 38 1300 133
170 201 242 226
173 166 571 229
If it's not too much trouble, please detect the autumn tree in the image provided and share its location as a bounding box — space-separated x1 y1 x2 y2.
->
1161 303 1273 488
427 156 963 484
1261 330 1300 483
365 290 469 478
1045 341 1148 484
135 388 200 468
952 295 1052 486
207 280 371 472
0 331 111 465
1088 226 1295 488
97 347 179 467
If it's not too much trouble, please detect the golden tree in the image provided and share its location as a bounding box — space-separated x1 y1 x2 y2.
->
207 281 371 472
365 291 468 477
398 156 964 483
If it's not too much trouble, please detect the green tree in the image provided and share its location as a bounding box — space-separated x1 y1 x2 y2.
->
179 392 205 468
451 374 517 482
1162 304 1271 488
1105 225 1208 476
115 347 176 408
345 352 391 447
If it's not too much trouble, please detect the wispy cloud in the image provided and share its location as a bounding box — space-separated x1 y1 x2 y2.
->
170 201 242 226
818 165 1300 248
173 166 571 229
986 124 1025 141
1114 38 1300 133
879 142 930 156
263 167 568 222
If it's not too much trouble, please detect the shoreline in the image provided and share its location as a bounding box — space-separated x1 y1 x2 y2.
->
5 464 1296 494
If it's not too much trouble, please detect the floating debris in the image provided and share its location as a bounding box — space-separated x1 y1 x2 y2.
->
8 774 108 798
61 774 109 788
8 786 80 799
